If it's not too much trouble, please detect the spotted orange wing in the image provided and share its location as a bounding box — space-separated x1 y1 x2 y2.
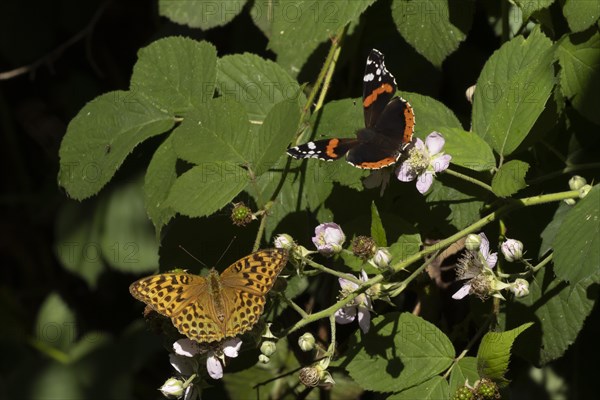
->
219 249 288 338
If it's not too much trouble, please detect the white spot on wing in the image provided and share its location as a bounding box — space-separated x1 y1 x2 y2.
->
364 73 374 82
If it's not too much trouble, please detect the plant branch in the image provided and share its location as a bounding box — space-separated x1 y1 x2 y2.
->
445 168 494 194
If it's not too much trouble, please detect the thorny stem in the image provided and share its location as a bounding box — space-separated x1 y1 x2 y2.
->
443 315 494 379
251 25 347 249
445 168 494 194
252 201 273 252
281 189 580 336
279 294 309 319
304 257 362 285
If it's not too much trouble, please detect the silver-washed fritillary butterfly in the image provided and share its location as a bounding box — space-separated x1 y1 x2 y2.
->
129 248 288 343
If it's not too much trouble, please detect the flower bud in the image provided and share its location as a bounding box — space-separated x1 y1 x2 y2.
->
312 223 345 256
159 377 185 398
564 198 576 205
298 332 316 352
274 234 294 250
258 354 270 364
465 234 481 251
372 247 392 268
230 202 254 227
260 341 277 357
579 184 592 199
501 239 523 262
510 278 529 298
465 84 476 104
569 175 587 191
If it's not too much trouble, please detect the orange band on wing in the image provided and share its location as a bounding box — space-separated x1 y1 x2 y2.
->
403 102 416 143
353 156 397 169
363 84 395 108
326 138 340 158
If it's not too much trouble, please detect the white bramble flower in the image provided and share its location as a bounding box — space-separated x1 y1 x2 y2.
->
335 270 372 333
312 222 345 256
396 132 452 194
501 239 524 262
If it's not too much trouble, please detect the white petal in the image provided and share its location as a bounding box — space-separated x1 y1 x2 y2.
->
432 154 452 172
173 338 202 357
396 162 417 182
414 137 425 151
169 354 196 376
416 172 434 194
359 269 369 282
222 338 242 358
486 252 498 269
338 276 358 291
184 385 200 400
425 132 445 155
335 306 357 324
479 233 490 258
206 355 224 379
452 284 471 300
357 307 371 333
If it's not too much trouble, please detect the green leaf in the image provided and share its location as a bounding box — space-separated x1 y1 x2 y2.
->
562 0 600 32
269 0 375 76
507 266 598 365
399 91 463 136
557 31 600 125
371 202 387 246
491 160 530 197
144 136 177 236
173 97 252 165
477 323 533 382
539 202 572 257
35 293 76 352
58 91 174 200
553 184 600 286
442 127 496 171
306 98 368 189
54 200 106 288
165 163 248 218
249 156 333 238
251 98 301 176
449 357 480 394
131 37 217 114
100 179 159 273
391 0 474 68
514 0 555 22
344 313 455 392
472 27 554 156
159 0 247 30
426 179 484 231
217 53 304 121
388 376 449 400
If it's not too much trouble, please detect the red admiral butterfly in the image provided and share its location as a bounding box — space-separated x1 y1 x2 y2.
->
287 49 415 169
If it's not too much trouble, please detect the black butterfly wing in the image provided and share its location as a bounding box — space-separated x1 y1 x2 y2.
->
373 97 415 147
287 138 358 161
362 49 397 129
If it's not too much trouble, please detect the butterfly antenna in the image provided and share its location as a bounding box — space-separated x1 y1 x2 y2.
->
178 245 208 268
215 236 237 267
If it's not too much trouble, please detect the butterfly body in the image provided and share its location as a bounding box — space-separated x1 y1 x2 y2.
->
287 49 415 170
130 249 288 343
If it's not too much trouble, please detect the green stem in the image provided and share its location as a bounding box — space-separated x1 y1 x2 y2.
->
28 337 70 364
305 257 362 285
443 315 493 379
252 201 272 252
445 168 494 194
281 189 580 336
295 25 348 143
279 294 308 318
528 162 600 186
315 37 344 112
